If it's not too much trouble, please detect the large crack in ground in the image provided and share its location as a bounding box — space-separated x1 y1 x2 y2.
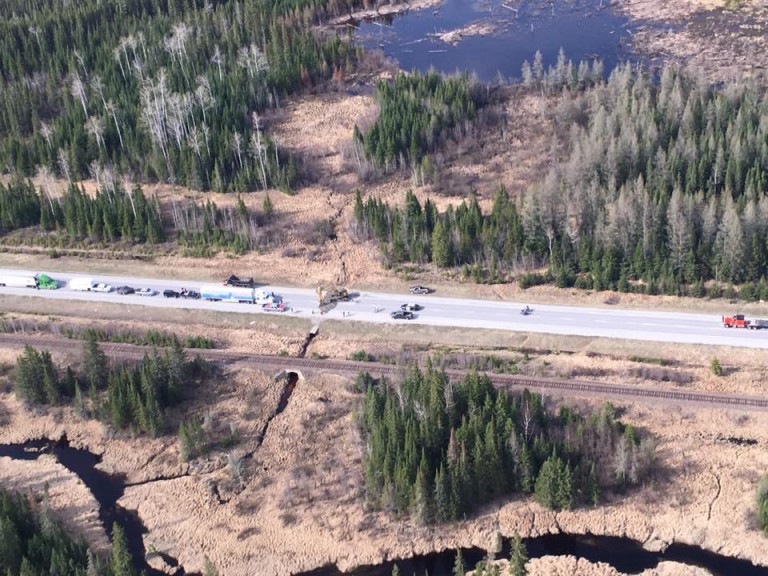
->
254 371 300 449
707 472 721 521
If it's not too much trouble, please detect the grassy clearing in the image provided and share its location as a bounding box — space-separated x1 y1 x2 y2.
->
319 318 768 370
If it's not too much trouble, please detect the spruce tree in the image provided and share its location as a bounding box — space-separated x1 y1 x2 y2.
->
110 523 135 576
508 533 528 576
453 550 466 576
203 556 219 576
83 332 107 391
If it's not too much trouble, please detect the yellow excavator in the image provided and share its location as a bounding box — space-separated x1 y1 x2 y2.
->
316 285 350 306
316 261 350 308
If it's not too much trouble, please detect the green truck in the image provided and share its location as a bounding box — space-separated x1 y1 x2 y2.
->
35 274 59 289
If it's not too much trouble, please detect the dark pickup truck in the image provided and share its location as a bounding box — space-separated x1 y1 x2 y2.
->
224 275 257 288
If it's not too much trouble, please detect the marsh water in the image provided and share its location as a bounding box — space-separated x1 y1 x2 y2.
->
1 437 767 576
353 0 636 81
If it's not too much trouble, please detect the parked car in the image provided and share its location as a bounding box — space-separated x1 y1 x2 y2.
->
91 283 113 293
180 288 200 299
163 289 180 298
390 310 415 320
409 285 432 295
116 285 135 295
401 303 423 312
136 288 157 297
224 275 257 288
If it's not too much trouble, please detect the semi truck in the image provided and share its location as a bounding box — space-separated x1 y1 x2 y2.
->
200 284 278 304
722 314 768 329
35 274 58 289
0 275 38 288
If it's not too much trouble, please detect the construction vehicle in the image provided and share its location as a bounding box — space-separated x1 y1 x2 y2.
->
224 275 257 288
722 314 751 328
316 285 350 306
317 260 350 308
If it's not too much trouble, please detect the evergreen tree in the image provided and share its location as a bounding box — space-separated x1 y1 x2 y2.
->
757 476 768 532
453 550 466 576
83 332 108 391
508 533 528 576
432 219 451 267
203 556 219 576
110 523 135 576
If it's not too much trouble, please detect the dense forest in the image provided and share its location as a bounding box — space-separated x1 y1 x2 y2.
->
0 487 91 576
0 0 364 191
0 179 276 254
355 63 768 295
353 72 482 175
14 336 210 435
357 365 655 523
0 487 220 576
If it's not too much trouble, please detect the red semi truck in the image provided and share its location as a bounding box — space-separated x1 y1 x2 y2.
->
722 315 768 329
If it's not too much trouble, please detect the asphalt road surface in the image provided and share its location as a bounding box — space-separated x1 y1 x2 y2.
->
1 268 766 349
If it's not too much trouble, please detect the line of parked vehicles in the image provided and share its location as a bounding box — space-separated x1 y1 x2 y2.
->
0 272 286 311
67 275 286 311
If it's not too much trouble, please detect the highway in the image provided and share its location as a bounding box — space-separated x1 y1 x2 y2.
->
1 267 767 349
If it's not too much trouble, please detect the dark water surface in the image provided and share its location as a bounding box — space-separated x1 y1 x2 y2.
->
354 0 635 81
3 438 767 576
295 531 768 576
0 436 172 576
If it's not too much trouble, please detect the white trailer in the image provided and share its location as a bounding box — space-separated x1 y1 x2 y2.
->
0 275 37 288
69 277 97 291
200 284 256 303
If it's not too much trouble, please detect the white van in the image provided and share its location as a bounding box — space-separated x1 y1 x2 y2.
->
69 277 97 291
0 275 37 288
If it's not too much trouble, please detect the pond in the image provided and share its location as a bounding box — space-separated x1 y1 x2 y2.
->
352 0 636 81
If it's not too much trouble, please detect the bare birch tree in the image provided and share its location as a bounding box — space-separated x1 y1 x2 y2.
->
85 115 105 152
211 44 225 81
71 72 88 115
57 149 72 185
39 122 53 149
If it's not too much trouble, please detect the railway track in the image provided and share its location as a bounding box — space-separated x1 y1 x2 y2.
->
1 334 766 411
